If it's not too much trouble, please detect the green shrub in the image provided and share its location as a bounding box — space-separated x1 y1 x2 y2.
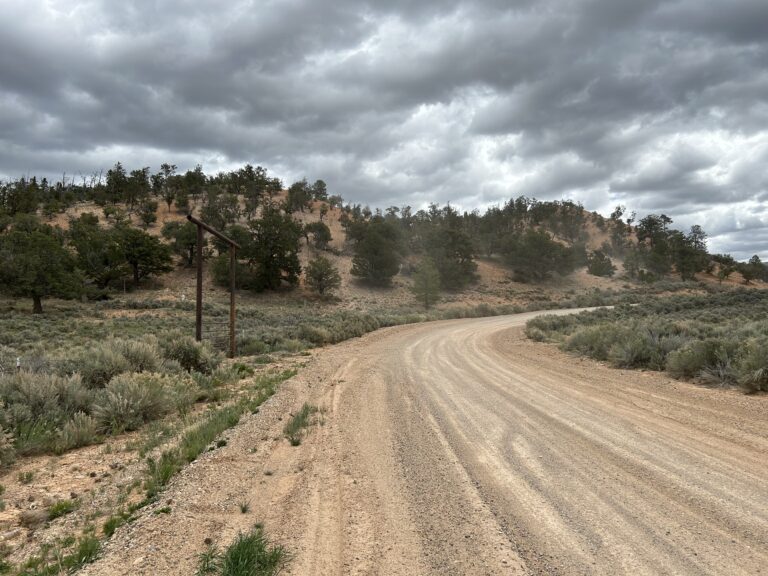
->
0 372 62 420
145 451 180 499
524 326 548 342
57 412 99 452
563 325 627 361
93 373 170 433
103 510 131 537
112 337 162 373
14 420 58 455
47 499 77 520
166 374 198 416
56 374 93 415
159 333 221 374
237 337 270 356
737 339 768 393
666 339 737 382
608 333 659 369
275 338 306 353
178 406 241 464
74 345 131 388
0 371 108 456
298 325 332 346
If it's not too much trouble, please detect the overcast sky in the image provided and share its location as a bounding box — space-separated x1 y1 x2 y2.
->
1 0 767 259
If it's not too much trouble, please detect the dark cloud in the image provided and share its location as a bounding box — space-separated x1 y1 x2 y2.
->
0 0 766 260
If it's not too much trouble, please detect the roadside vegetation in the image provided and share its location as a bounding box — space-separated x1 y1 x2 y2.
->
283 403 321 446
196 525 286 576
526 289 768 393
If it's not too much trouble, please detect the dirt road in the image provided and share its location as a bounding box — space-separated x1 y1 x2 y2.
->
84 311 768 575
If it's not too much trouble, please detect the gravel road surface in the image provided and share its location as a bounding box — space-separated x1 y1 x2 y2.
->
83 311 768 575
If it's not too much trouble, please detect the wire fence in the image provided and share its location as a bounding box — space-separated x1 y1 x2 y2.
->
201 316 234 352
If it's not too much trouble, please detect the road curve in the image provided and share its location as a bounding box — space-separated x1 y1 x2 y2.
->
273 311 768 575
80 311 768 575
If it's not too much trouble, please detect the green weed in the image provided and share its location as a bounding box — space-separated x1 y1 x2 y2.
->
196 526 285 576
283 404 319 446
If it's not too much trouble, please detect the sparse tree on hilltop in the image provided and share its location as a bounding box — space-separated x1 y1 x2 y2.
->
160 163 178 212
312 179 328 201
286 179 312 213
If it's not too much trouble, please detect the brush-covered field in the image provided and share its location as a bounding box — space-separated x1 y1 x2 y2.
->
526 288 768 392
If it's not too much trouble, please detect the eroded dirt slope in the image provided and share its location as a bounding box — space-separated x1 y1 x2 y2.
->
83 312 768 575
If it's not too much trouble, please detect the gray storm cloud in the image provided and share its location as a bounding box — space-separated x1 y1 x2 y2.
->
0 0 766 259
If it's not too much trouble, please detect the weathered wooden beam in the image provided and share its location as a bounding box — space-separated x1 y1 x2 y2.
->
186 214 241 249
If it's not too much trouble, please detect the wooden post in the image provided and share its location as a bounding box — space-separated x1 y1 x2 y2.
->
195 223 204 342
187 214 240 353
229 246 236 358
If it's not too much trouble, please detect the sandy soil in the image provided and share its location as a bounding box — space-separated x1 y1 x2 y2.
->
81 310 768 575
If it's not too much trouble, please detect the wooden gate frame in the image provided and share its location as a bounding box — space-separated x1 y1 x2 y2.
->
186 214 241 358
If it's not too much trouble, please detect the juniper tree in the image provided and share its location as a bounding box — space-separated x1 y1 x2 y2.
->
0 216 82 313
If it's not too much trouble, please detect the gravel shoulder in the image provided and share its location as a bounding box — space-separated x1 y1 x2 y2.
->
82 311 768 575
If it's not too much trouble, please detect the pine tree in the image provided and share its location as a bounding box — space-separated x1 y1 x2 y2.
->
411 258 441 309
245 202 302 291
350 218 402 286
306 256 341 296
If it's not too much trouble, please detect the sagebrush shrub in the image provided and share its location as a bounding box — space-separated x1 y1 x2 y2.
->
111 337 162 373
75 345 131 388
298 324 332 345
159 333 220 374
165 374 198 416
93 373 170 433
57 412 99 452
564 325 627 361
56 374 93 416
737 339 768 393
666 339 737 380
1 371 61 421
524 326 548 342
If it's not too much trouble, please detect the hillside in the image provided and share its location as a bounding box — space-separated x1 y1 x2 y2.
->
37 193 759 314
